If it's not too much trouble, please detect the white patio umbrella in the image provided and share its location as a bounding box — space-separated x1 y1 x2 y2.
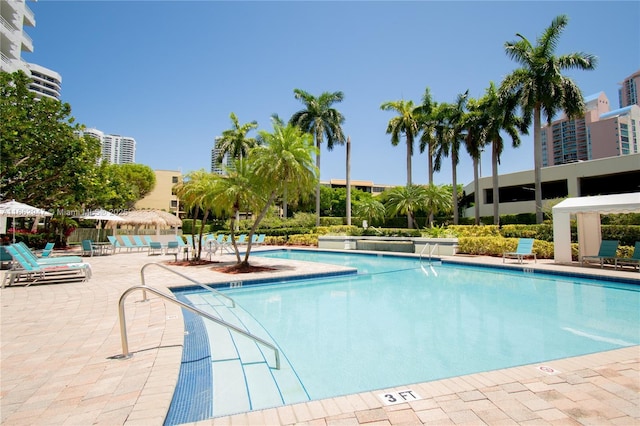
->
0 199 53 243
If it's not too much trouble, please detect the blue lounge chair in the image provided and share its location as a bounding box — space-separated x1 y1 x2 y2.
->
254 234 266 246
3 246 91 288
615 241 640 271
503 238 536 264
107 236 122 253
143 235 154 245
15 242 83 265
120 236 137 252
133 235 149 250
581 240 619 268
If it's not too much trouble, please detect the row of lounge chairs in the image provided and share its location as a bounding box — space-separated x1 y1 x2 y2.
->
503 238 640 271
1 242 91 288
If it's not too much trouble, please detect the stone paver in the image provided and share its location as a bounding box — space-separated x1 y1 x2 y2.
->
1 247 638 425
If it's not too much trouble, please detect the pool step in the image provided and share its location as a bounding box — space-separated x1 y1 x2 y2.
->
185 294 310 418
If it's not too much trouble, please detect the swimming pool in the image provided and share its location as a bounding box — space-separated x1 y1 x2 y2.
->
167 250 640 423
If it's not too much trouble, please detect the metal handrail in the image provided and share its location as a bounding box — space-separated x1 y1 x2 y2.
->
419 243 438 264
140 262 235 307
117 285 280 369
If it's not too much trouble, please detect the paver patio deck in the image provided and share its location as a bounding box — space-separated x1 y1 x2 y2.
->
1 246 638 425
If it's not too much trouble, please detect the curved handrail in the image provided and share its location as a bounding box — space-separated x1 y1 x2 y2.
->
118 285 280 369
419 243 439 265
140 262 235 307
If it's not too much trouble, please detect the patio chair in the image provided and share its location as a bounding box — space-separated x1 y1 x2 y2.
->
165 241 179 261
236 234 248 245
133 235 149 250
614 242 640 271
2 246 91 288
1 246 13 269
216 234 233 254
148 241 163 256
120 236 138 252
39 242 55 258
253 234 266 246
143 235 154 245
81 240 99 257
503 238 536 264
15 242 83 265
107 236 122 253
581 240 619 268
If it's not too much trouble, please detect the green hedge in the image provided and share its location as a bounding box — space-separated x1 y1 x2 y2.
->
457 237 564 260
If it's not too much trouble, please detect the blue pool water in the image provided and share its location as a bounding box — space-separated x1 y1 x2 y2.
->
167 250 639 422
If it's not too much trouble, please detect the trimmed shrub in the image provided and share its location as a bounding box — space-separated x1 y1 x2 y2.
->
286 234 319 246
448 225 501 237
456 237 555 259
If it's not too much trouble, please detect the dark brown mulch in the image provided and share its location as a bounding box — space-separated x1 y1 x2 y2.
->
212 264 277 274
165 259 221 267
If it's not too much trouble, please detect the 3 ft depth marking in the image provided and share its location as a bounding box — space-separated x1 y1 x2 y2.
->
378 389 422 405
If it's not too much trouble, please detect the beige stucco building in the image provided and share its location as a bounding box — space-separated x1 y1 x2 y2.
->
462 153 640 219
135 170 182 215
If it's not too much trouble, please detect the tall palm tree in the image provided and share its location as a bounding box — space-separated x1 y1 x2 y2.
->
479 82 528 225
289 89 346 227
500 14 597 223
461 97 487 225
415 88 438 184
380 99 422 228
214 112 259 167
432 91 469 225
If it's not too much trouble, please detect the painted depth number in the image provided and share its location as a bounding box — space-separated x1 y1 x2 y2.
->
378 389 422 405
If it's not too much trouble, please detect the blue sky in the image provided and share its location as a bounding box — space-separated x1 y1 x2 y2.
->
25 1 639 188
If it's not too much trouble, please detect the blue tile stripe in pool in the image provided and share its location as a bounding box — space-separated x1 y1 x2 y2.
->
164 296 212 426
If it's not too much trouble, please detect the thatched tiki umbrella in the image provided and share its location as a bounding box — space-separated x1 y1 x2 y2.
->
108 210 182 236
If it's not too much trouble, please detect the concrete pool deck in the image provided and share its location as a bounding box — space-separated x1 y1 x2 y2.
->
0 247 638 425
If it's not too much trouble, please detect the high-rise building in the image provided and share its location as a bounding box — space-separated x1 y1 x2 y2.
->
79 128 136 164
541 73 640 167
618 69 640 108
210 138 233 175
1 0 62 99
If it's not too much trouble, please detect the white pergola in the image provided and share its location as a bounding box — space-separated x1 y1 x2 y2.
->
552 192 640 263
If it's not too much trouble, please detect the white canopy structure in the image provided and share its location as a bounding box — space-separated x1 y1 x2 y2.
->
552 192 640 263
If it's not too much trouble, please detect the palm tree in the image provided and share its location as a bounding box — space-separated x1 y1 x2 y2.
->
245 121 318 265
209 159 263 264
500 14 597 223
423 184 452 227
383 184 428 229
479 82 528 225
353 198 386 227
214 112 259 167
461 97 487 225
380 99 422 228
415 88 438 184
289 89 346 227
432 91 469 225
173 170 218 260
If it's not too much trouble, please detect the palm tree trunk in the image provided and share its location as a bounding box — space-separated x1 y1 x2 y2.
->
492 140 500 225
473 155 480 225
406 135 413 229
452 151 459 225
534 107 543 224
315 130 322 228
282 187 288 219
428 147 434 226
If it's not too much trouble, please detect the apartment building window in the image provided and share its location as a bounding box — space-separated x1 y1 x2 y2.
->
170 200 178 208
172 176 179 184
